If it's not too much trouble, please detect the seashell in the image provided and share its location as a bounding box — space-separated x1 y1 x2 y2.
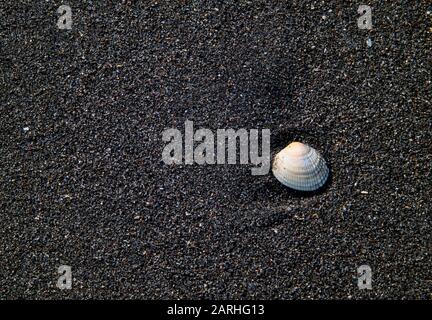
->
272 142 329 191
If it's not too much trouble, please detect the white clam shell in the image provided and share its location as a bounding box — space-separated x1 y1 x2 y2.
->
272 142 329 191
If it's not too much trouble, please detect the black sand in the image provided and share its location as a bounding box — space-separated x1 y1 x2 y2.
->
0 1 430 299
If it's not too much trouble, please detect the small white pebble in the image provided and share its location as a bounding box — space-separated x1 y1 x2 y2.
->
361 191 369 194
23 127 30 132
367 38 373 47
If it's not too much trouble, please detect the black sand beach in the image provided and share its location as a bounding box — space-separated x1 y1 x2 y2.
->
0 1 430 299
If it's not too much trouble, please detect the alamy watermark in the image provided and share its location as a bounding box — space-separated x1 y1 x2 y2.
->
57 265 72 290
55 4 373 33
57 5 72 30
357 264 372 290
357 5 373 30
162 120 270 175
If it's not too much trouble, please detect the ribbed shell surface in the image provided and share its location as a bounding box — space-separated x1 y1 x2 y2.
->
272 142 329 191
